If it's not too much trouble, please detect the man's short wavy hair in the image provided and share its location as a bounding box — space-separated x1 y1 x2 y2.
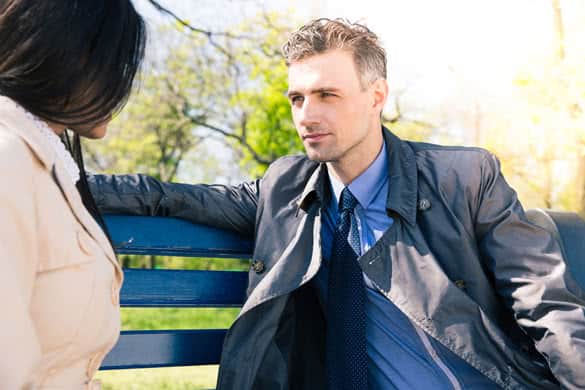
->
282 18 387 90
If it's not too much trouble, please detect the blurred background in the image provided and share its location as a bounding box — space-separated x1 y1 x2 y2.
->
92 0 585 388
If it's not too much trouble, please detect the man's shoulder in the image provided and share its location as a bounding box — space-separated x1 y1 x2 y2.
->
264 153 318 178
407 140 497 172
260 154 319 196
404 140 504 196
408 140 491 158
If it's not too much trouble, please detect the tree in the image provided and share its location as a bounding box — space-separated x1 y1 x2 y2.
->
84 68 203 181
475 0 584 214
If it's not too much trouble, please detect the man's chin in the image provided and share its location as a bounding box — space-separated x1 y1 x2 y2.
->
305 149 334 163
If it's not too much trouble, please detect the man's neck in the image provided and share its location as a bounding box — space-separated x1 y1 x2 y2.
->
327 129 384 185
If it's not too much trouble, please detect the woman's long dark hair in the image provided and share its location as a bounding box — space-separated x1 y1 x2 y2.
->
62 132 112 238
0 0 146 238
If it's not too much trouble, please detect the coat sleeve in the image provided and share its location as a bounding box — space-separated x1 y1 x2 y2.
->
0 134 42 388
473 151 585 389
88 174 260 239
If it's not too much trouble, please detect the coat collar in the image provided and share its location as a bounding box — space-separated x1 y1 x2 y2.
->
298 161 330 212
297 127 418 226
0 97 118 265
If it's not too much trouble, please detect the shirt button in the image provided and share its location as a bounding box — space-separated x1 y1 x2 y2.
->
418 198 431 211
251 260 265 274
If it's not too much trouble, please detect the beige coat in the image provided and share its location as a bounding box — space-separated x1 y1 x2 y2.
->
0 97 123 389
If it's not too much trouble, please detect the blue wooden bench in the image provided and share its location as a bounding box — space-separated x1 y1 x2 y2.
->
99 215 253 370
99 209 585 371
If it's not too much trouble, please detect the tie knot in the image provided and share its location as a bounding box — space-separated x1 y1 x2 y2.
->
338 187 358 213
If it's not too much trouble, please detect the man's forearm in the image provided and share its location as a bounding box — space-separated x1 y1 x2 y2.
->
88 173 260 238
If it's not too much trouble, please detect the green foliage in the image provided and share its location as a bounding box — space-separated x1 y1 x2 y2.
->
121 307 240 330
229 14 303 177
235 59 302 177
483 57 585 212
84 64 203 181
84 14 305 181
383 118 434 143
119 254 249 271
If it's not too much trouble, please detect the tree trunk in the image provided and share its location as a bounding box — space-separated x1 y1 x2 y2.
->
579 156 585 217
551 0 565 60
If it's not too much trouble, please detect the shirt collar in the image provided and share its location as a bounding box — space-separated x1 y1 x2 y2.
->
298 127 418 226
328 140 388 211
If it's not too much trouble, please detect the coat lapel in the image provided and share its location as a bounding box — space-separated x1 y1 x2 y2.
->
50 160 119 267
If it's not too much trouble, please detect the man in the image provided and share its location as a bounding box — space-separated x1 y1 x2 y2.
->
90 19 585 389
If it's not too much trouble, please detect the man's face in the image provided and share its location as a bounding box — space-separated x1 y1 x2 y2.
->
287 49 384 166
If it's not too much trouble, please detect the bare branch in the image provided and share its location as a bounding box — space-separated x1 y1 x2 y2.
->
167 138 203 181
147 0 253 40
161 77 273 166
384 91 435 129
188 117 273 166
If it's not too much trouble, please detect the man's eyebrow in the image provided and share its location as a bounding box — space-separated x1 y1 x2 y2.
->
286 87 341 98
313 87 341 93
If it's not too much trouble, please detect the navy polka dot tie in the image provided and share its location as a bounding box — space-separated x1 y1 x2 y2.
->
326 187 368 390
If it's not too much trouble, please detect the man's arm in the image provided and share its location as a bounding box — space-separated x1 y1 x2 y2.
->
474 152 585 388
88 174 260 239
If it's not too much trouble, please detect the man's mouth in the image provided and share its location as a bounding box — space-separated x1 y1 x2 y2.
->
303 133 329 142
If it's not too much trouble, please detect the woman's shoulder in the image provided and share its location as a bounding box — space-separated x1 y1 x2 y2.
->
0 124 35 159
0 125 41 183
0 100 55 170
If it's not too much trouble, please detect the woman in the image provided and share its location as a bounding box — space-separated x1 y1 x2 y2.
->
0 0 146 388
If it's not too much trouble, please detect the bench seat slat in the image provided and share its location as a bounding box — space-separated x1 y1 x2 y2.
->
101 329 227 369
121 269 248 307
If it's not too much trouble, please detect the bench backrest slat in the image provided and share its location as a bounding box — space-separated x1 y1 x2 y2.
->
100 329 227 369
525 209 585 287
106 215 253 258
120 269 247 307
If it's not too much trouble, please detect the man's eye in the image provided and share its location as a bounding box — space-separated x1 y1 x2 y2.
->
291 96 304 104
321 92 334 98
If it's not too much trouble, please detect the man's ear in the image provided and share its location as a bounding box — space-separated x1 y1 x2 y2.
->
371 78 389 113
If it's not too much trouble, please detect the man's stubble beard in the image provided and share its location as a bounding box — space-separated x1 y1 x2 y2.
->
304 146 342 164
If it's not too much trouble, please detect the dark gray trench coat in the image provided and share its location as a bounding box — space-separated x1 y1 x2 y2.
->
90 129 585 389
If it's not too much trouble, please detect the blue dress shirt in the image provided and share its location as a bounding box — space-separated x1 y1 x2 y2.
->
315 141 498 389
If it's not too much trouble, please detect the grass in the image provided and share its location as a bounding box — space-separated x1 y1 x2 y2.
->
96 366 219 389
97 307 240 389
120 307 240 330
96 256 247 388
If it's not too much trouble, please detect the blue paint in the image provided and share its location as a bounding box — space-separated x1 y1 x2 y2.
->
101 216 252 370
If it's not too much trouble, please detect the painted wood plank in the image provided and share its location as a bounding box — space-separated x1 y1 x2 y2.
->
104 215 253 258
101 330 227 369
120 269 248 307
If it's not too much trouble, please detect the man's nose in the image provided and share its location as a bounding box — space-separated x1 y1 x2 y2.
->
298 98 320 127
